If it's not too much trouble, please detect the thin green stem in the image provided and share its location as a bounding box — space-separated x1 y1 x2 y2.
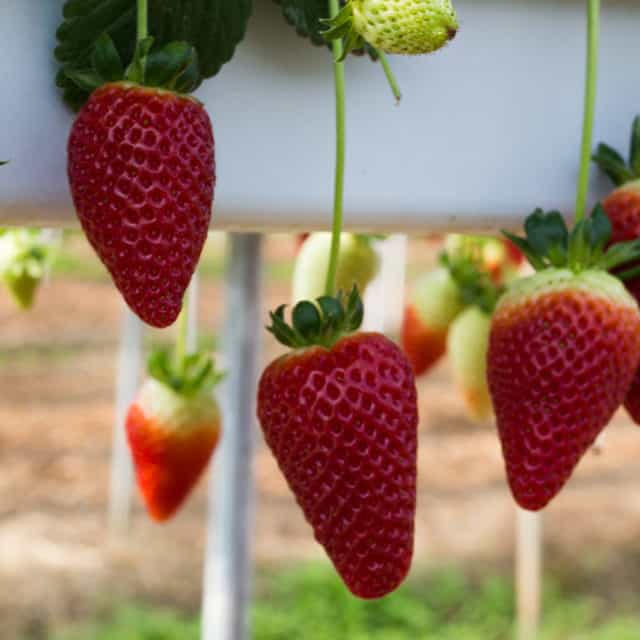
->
324 0 347 297
378 51 401 102
137 0 148 43
575 0 600 223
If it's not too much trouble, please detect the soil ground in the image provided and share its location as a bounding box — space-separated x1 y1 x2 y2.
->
2 234 640 636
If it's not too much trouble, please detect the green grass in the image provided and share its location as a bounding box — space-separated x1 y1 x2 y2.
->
49 564 640 640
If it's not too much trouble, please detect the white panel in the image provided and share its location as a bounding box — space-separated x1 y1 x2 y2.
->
1 1 639 231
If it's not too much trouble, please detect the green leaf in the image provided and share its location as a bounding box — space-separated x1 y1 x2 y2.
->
524 209 568 260
274 0 378 60
92 32 124 81
63 69 105 92
56 0 252 109
293 301 322 340
592 143 634 186
630 116 640 177
143 41 194 88
588 204 612 252
500 231 545 271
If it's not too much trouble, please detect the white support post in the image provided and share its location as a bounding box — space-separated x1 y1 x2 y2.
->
108 304 144 534
187 272 200 353
363 235 408 334
202 234 263 640
516 508 542 640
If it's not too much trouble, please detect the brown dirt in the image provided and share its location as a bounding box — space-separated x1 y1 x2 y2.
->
2 235 640 634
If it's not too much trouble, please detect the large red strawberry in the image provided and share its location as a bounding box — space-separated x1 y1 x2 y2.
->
258 289 418 599
126 349 222 522
489 208 640 511
401 267 463 375
66 37 215 328
593 117 640 422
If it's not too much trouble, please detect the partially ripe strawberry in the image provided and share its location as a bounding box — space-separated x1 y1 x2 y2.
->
292 233 380 304
126 350 222 522
447 306 492 421
490 208 640 510
258 289 418 598
325 0 458 57
68 81 214 328
401 268 463 375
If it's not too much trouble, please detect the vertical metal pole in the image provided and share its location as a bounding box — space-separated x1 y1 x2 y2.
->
516 508 542 640
202 234 263 640
108 304 144 534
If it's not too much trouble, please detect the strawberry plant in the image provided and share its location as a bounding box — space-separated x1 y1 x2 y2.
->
256 0 458 599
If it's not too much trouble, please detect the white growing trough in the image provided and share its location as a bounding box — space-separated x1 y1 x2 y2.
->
2 1 640 640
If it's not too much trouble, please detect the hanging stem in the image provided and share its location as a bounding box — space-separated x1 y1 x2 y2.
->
137 0 148 43
324 0 347 297
378 51 402 103
575 0 600 223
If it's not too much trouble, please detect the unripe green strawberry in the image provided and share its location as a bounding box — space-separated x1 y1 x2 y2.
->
353 0 458 54
447 306 492 421
0 229 51 310
325 0 458 57
292 233 380 304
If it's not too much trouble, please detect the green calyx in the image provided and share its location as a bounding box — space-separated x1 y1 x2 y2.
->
440 252 503 315
592 115 640 186
147 348 224 398
504 206 640 276
63 33 200 95
0 161 8 166
322 3 365 62
268 286 364 349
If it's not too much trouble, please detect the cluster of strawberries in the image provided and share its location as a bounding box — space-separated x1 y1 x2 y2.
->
402 236 525 421
58 0 462 602
53 0 636 603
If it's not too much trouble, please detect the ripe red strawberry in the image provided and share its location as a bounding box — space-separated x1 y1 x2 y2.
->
68 81 214 328
401 268 463 375
593 118 640 423
126 349 222 522
258 289 418 598
490 208 640 510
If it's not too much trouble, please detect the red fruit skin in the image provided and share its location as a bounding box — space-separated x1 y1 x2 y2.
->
126 403 220 522
488 289 640 511
257 333 418 599
401 303 446 376
68 82 215 328
602 185 640 424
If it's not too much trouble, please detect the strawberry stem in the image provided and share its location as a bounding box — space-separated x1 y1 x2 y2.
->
137 0 148 43
575 0 600 223
378 51 402 103
324 0 347 298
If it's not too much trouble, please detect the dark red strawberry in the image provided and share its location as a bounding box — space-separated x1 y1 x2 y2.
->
68 81 214 328
257 289 418 599
490 209 640 510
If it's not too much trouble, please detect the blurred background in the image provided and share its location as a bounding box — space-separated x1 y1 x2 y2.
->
1 232 640 639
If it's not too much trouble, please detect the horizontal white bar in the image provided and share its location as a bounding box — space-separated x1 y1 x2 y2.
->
2 1 639 231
